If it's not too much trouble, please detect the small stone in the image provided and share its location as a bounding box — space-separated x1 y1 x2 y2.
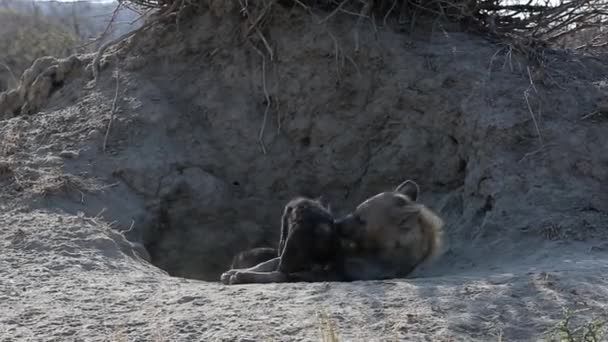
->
88 129 101 140
59 150 79 159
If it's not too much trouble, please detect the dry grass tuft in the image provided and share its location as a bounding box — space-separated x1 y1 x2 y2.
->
545 308 608 342
30 172 105 200
109 326 129 342
0 127 22 156
317 309 341 342
540 223 566 241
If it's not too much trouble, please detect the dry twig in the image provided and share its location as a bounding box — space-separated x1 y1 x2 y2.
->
239 0 276 61
87 0 180 88
76 1 125 50
103 69 121 153
257 54 271 155
581 110 603 120
0 60 18 87
524 65 543 146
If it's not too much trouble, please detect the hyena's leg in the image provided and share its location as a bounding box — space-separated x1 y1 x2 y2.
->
278 205 290 256
228 268 345 285
228 270 289 285
246 257 281 272
220 257 281 284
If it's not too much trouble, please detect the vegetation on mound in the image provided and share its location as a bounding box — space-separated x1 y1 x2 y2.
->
545 308 608 342
84 0 604 94
0 0 140 93
2 0 606 97
120 0 608 48
0 9 79 91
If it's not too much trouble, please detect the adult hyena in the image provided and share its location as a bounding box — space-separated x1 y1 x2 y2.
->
332 180 444 281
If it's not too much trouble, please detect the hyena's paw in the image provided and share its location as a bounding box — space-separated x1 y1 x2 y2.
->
220 269 238 285
228 271 247 285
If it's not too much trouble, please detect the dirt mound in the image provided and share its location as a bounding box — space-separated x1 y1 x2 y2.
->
1 2 608 340
0 55 87 118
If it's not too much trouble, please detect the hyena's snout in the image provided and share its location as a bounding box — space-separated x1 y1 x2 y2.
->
334 214 366 241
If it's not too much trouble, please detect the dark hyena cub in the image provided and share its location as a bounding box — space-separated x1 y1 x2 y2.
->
220 197 339 285
276 197 337 273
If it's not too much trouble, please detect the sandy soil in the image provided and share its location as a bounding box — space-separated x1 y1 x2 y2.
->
2 210 607 341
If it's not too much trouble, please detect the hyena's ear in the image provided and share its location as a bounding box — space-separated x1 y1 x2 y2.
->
396 180 419 202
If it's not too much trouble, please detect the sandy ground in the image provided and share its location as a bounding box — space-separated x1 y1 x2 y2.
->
2 210 608 341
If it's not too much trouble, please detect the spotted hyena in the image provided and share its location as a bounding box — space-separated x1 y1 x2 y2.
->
220 197 341 284
331 179 445 281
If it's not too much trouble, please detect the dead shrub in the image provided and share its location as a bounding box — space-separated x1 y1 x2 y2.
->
0 127 21 156
30 172 105 200
118 0 608 50
545 308 608 342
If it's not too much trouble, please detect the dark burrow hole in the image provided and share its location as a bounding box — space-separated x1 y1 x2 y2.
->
133 135 470 282
138 183 464 283
49 71 64 96
300 136 311 147
138 178 277 282
51 79 64 93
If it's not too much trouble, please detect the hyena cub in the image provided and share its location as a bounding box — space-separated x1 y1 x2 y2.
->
220 196 339 285
276 197 337 273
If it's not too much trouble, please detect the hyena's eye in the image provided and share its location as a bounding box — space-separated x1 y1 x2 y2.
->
355 215 366 225
393 196 408 207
